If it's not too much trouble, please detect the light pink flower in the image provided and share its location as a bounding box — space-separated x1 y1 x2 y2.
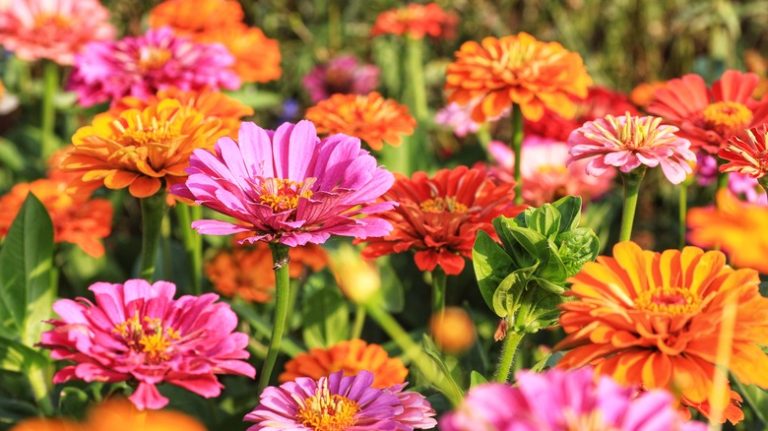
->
171 120 395 247
68 27 240 107
40 279 255 410
0 0 115 65
302 55 380 103
435 102 481 137
568 113 696 184
729 172 768 205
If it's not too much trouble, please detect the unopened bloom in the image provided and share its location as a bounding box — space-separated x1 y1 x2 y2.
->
245 371 436 430
430 307 476 355
719 125 768 182
329 243 381 303
40 279 256 410
568 113 695 184
172 120 395 247
306 92 416 151
445 33 591 122
371 3 457 40
303 55 380 103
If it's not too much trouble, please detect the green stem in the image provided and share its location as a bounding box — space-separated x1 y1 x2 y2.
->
510 104 524 205
430 268 446 314
733 377 768 426
350 305 366 340
678 184 688 248
139 193 167 280
494 331 524 383
41 61 59 160
405 36 428 122
257 244 291 393
28 365 53 416
175 204 202 294
716 170 729 190
619 169 646 242
477 123 492 157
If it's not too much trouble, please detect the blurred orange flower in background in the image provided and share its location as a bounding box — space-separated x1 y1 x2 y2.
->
445 32 592 122
10 419 80 431
306 92 416 150
279 339 408 389
630 81 665 108
371 3 458 40
148 0 244 36
430 307 476 355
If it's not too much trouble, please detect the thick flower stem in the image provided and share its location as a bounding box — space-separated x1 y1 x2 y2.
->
175 203 203 294
350 305 366 340
493 331 524 383
257 244 291 393
619 169 646 242
510 104 524 204
430 268 446 315
405 36 428 122
28 365 53 416
139 193 167 280
41 61 59 160
678 184 688 248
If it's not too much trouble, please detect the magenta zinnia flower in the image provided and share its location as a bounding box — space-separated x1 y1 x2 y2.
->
568 113 695 184
68 27 240 107
440 368 706 431
302 55 380 103
171 120 395 246
244 370 436 430
40 279 255 410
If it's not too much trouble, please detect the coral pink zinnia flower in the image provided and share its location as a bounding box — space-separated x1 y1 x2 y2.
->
568 113 696 184
171 120 395 246
68 27 240 107
244 371 436 430
39 279 256 410
0 0 115 65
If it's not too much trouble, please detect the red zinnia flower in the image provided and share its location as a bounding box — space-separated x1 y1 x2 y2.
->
719 124 768 181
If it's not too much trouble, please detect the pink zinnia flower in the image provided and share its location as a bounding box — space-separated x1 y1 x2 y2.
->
435 102 481 137
0 0 115 65
488 136 615 206
729 172 768 205
39 279 255 410
171 120 395 246
303 55 380 103
568 113 696 184
68 27 240 107
244 370 436 430
440 368 706 431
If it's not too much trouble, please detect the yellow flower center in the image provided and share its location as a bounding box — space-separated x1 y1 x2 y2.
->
113 312 180 363
296 382 359 431
420 196 468 214
636 287 701 315
33 13 71 30
702 101 753 134
537 164 568 175
563 409 618 431
139 47 173 72
258 178 315 212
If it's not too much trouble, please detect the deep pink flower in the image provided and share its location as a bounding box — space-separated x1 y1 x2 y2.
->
40 279 255 410
244 371 436 430
303 55 380 103
435 102 481 137
171 120 395 247
568 113 696 184
68 27 240 107
440 368 706 431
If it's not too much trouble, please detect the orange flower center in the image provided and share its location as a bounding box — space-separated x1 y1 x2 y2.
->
420 196 468 214
33 13 71 30
636 287 701 315
258 178 315 212
702 101 753 134
139 47 173 72
537 164 568 175
113 312 180 363
296 382 359 431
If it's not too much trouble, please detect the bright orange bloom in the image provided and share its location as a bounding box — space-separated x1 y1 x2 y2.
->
430 307 476 355
279 339 408 389
306 92 416 151
0 179 112 257
719 125 768 180
556 241 768 423
371 3 457 40
629 81 666 108
148 0 244 37
445 33 592 122
206 242 328 303
10 419 81 431
62 99 227 198
688 190 768 274
361 166 520 275
196 25 282 84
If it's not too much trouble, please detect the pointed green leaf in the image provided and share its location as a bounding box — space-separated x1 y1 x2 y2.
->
472 231 513 312
552 195 582 232
525 204 561 238
470 370 488 387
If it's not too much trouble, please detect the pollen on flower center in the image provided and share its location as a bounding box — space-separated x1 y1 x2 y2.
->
296 382 360 431
420 196 468 214
139 47 173 72
636 287 701 315
113 313 180 362
702 101 753 133
33 13 71 30
258 178 315 212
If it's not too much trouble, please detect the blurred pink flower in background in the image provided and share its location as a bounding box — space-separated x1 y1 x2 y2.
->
302 55 379 103
729 172 768 205
435 102 481 137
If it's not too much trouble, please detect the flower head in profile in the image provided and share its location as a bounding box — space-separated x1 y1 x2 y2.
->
556 241 768 423
303 55 380 103
306 92 416 151
445 33 591 122
719 125 768 182
0 0 114 65
434 102 481 138
568 113 695 184
371 3 457 40
361 166 519 275
0 178 112 257
648 70 768 154
280 339 407 389
440 367 706 431
69 27 240 107
245 371 436 430
172 120 395 247
40 279 256 410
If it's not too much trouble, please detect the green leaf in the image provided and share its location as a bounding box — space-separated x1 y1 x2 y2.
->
492 269 532 318
557 227 601 278
227 89 283 109
536 240 568 283
524 204 561 238
301 285 349 348
507 226 548 260
492 216 537 268
470 370 488 387
378 257 405 313
552 195 582 232
472 231 513 312
0 336 48 373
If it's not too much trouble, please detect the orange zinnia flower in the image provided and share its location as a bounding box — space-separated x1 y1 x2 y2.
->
371 3 458 40
279 339 408 389
361 166 519 275
10 419 81 431
148 0 244 37
0 179 112 257
86 399 205 431
556 241 768 423
62 98 227 198
306 92 416 151
445 33 592 122
629 81 666 108
206 242 328 303
688 190 768 274
719 124 768 182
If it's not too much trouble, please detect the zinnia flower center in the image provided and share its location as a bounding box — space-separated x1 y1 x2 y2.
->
139 47 173 72
537 164 569 175
258 178 315 212
296 383 359 431
420 196 468 214
607 113 663 150
636 287 701 314
564 409 618 431
702 101 753 134
113 312 180 363
33 13 71 30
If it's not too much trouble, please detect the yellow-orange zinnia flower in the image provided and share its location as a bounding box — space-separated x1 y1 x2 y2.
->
305 92 416 150
148 0 244 36
279 339 408 389
10 419 81 431
556 241 768 423
445 32 591 122
62 99 227 198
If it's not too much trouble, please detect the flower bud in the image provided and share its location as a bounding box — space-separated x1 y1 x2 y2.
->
430 307 476 355
330 244 380 304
